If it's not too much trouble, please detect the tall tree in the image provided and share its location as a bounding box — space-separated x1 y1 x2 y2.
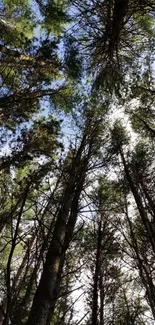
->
26 105 107 325
1 1 155 325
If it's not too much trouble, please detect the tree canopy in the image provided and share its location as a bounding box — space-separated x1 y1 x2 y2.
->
0 1 155 325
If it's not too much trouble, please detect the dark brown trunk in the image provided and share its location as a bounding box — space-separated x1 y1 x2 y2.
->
92 219 102 325
108 0 129 58
99 273 104 325
46 177 85 325
125 199 155 319
27 132 91 325
27 191 80 325
120 150 155 253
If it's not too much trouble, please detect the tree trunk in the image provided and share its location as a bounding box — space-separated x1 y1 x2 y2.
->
125 197 155 319
99 273 105 325
27 130 92 325
46 181 82 325
92 219 102 325
120 150 155 253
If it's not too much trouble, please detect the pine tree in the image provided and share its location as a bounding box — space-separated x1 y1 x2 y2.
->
1 1 155 325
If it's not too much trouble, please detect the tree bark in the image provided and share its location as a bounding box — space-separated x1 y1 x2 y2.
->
46 178 84 325
125 196 155 320
99 273 105 325
92 219 102 325
120 150 155 253
27 128 93 325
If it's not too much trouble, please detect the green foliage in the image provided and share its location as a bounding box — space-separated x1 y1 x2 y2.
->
1 0 35 45
98 176 124 213
64 35 82 80
0 1 155 325
109 120 130 154
40 0 71 35
51 84 79 112
130 140 152 175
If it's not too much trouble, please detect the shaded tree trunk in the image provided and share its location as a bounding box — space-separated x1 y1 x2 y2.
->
124 195 155 320
46 179 83 325
27 123 95 325
120 149 155 253
99 274 105 325
92 219 102 325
